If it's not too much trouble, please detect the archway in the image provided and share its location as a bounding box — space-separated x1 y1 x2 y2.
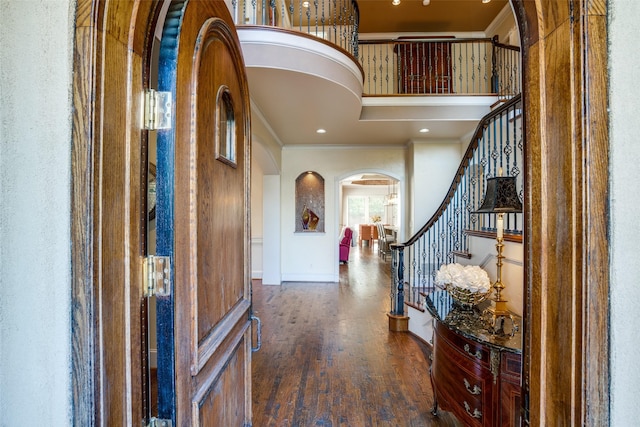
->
70 0 610 423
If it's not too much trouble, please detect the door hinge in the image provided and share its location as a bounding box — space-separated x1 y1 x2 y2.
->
146 418 172 427
143 255 171 297
144 89 172 130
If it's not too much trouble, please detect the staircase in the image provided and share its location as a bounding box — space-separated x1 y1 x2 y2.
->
388 95 524 324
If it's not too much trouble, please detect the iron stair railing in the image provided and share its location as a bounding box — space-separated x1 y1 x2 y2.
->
232 0 360 57
232 2 520 98
358 36 520 98
389 94 524 316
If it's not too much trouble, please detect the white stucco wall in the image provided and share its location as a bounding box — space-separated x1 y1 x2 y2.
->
262 175 282 285
0 0 74 425
408 141 464 234
280 146 405 282
609 0 640 423
459 237 524 317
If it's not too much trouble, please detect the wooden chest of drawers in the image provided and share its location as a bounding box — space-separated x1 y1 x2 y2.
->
432 321 495 426
426 292 522 426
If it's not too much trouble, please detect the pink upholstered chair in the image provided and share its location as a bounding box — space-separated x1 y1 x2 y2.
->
339 227 353 264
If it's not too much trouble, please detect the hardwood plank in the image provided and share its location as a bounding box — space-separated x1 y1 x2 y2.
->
252 244 462 426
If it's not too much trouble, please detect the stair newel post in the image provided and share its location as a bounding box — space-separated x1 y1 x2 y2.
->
388 243 409 331
395 243 405 314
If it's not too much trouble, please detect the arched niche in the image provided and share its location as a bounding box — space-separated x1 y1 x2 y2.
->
295 171 325 232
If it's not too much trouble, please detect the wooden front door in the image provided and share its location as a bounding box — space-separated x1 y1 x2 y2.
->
155 1 253 424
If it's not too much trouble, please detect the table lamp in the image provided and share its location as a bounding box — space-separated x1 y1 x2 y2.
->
475 175 522 332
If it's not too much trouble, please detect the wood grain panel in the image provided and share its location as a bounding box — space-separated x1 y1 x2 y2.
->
587 0 607 16
538 0 571 40
193 332 248 426
73 0 96 28
519 23 540 427
515 0 610 424
99 30 130 424
71 22 97 426
169 3 253 424
540 17 575 424
195 300 250 374
72 1 153 424
580 13 609 427
194 33 247 343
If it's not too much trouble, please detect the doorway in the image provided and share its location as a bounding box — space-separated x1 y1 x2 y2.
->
70 1 610 424
339 173 400 261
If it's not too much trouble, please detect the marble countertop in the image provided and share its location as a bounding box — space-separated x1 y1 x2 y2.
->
425 289 522 354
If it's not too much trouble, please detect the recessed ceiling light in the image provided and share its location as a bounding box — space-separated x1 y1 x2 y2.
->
392 0 400 5
302 1 310 7
482 0 491 3
316 129 326 134
419 128 430 133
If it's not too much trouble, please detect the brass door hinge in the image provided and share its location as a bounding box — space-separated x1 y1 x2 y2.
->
144 89 172 130
143 255 171 297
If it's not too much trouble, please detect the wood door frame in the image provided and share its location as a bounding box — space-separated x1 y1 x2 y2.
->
512 0 609 424
70 0 610 424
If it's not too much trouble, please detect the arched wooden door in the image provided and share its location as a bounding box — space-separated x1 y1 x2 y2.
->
155 1 253 424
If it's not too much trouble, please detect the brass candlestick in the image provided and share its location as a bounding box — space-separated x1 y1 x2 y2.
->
487 232 510 316
484 226 515 335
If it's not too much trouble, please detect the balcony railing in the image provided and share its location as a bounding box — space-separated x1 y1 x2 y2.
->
233 2 520 98
232 0 360 57
359 37 520 98
389 95 524 316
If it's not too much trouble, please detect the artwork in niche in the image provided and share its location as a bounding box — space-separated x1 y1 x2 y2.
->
301 205 320 230
295 171 325 232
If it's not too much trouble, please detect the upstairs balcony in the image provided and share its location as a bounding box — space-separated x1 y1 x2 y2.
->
232 0 520 147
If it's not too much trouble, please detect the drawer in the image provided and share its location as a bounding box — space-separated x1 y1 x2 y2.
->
501 351 522 384
432 326 493 426
436 321 492 368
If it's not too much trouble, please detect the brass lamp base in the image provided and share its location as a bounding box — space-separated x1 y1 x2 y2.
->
484 300 518 337
486 300 510 317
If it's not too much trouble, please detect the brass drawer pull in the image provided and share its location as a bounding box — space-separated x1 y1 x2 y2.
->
464 401 482 419
463 378 481 395
464 344 482 360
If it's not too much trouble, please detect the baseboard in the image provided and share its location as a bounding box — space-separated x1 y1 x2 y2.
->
281 273 339 282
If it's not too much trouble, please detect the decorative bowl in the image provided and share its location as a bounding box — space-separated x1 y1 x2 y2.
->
444 283 491 308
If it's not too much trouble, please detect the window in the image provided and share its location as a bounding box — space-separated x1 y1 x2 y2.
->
347 195 385 225
216 86 236 166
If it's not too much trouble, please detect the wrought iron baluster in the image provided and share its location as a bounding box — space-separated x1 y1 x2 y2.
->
499 107 504 174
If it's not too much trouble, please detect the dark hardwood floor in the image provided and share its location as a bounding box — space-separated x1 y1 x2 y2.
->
251 243 462 426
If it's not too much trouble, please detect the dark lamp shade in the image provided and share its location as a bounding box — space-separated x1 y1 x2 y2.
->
475 176 522 213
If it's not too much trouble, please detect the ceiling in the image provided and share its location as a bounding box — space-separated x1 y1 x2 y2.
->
239 0 513 175
357 0 509 34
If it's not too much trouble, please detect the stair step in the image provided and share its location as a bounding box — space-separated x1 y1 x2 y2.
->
451 250 472 259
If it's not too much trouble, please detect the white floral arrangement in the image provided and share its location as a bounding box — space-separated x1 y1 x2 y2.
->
435 263 491 294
